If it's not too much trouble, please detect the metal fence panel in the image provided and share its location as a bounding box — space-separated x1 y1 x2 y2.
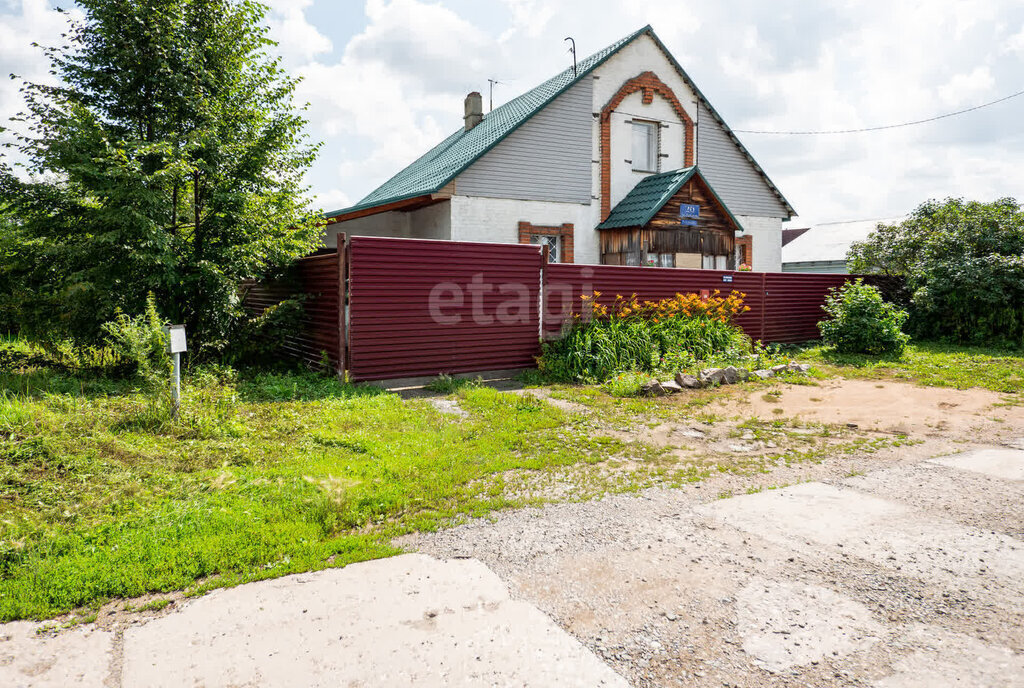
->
347 236 543 381
241 251 342 369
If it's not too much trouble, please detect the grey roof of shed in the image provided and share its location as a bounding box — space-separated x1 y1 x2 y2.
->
782 217 904 264
325 25 794 219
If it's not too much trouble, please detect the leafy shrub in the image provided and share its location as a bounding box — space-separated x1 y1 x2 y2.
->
228 297 306 366
848 197 1024 345
818 279 909 356
539 291 752 382
100 293 172 390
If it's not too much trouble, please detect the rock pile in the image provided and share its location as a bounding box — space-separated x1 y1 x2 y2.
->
640 362 811 396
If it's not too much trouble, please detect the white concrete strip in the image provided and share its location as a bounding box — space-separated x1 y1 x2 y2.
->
928 448 1024 481
122 553 628 688
735 578 883 672
698 483 1024 599
874 624 1024 688
0 621 114 688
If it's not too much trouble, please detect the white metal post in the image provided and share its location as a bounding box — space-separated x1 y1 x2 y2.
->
171 351 181 417
164 324 187 418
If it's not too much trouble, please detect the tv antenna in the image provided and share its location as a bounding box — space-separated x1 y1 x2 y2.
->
487 78 503 112
564 37 577 76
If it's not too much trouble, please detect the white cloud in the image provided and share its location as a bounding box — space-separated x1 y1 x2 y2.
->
264 0 333 66
5 0 1024 224
0 0 83 169
1001 24 1024 54
291 0 500 206
938 67 995 106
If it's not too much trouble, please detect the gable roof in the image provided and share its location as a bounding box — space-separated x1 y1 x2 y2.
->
782 217 904 264
326 26 794 220
597 166 740 230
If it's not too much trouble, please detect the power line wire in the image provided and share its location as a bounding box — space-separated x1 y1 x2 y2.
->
733 88 1024 135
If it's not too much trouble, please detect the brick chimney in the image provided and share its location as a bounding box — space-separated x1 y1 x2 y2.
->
464 91 483 131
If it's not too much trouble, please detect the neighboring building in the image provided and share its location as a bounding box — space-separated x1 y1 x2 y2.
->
323 25 795 271
782 218 903 273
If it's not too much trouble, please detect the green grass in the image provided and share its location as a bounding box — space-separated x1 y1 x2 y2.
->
799 341 1024 393
0 346 623 621
422 373 482 394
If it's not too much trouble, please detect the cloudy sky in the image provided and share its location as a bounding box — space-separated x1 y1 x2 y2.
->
2 0 1023 226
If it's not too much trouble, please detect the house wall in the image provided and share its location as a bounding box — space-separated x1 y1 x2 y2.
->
450 195 598 264
591 34 699 221
455 78 593 204
322 202 452 248
736 214 782 272
605 90 687 210
696 102 790 218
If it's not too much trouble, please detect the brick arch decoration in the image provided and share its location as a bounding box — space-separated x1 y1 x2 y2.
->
600 71 696 220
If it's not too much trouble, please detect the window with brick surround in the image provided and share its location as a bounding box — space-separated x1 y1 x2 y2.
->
517 221 574 263
736 236 753 269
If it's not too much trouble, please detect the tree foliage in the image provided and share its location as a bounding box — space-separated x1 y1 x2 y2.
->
1 0 321 353
818 279 909 356
848 198 1024 345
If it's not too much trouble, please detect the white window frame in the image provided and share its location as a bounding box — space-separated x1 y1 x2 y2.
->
529 234 560 263
631 120 658 173
702 255 727 270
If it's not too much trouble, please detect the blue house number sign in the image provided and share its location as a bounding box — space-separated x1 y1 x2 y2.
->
680 204 700 226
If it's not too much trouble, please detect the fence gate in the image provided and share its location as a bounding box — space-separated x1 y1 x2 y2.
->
346 236 544 381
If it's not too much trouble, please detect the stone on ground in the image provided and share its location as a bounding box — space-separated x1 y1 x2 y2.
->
675 372 702 389
640 381 666 397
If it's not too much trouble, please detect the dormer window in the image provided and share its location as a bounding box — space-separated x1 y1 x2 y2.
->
631 120 658 172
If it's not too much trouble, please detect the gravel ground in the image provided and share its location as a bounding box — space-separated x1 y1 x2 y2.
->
402 446 1024 687
402 380 1024 687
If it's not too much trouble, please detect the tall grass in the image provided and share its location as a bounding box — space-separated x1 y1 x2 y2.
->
539 291 753 382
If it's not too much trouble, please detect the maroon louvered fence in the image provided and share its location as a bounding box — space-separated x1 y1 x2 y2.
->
243 236 882 382
241 250 343 370
346 236 544 381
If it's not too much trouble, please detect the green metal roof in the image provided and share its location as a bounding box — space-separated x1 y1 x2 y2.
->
596 166 741 230
326 25 795 219
324 26 650 218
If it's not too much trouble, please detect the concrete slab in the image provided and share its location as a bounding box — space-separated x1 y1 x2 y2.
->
928 448 1024 481
698 483 1024 598
0 621 114 688
874 624 1024 688
122 553 627 688
735 579 883 672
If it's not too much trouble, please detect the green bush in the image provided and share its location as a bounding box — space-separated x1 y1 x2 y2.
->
228 297 306 366
539 291 752 382
100 293 172 390
818 279 909 356
848 198 1024 345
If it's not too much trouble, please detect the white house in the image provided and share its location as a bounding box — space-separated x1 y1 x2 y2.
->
323 25 795 271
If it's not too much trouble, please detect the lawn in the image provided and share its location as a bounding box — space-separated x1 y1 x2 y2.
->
0 346 639 621
798 341 1024 394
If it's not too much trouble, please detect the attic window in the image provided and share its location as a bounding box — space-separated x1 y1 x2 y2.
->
631 121 658 173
